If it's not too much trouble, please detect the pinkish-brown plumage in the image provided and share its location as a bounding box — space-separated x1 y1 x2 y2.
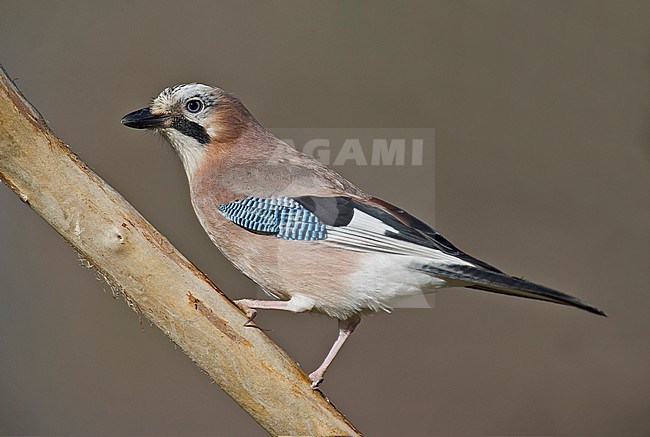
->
121 83 606 387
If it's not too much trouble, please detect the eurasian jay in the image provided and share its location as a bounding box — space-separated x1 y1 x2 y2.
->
122 83 605 387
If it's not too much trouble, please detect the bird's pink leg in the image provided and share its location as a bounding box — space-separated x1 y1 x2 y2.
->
309 316 361 388
234 298 309 325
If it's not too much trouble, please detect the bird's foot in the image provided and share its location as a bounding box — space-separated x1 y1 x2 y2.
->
308 371 324 389
234 299 258 326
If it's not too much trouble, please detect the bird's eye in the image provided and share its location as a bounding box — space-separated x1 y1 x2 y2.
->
185 99 204 113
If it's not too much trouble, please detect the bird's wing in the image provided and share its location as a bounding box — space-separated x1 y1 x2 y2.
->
218 194 500 270
308 196 503 271
218 195 606 316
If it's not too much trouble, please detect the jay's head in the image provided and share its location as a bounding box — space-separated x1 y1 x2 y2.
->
122 83 258 175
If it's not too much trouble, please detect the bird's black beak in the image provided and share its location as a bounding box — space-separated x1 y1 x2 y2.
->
121 107 171 129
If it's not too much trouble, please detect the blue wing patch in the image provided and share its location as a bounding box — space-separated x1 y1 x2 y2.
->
218 197 328 241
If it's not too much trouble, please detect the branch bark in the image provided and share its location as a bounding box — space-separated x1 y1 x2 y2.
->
0 64 360 436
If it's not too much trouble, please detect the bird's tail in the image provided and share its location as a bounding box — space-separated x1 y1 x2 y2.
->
419 264 606 316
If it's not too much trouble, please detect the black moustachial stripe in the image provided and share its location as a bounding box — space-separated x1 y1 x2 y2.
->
171 116 210 144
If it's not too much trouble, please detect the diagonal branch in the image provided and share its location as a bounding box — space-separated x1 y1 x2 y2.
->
0 64 360 437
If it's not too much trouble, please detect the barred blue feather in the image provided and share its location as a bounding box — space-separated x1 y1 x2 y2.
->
218 197 328 241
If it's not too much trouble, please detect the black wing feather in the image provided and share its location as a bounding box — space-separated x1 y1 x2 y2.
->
293 195 503 272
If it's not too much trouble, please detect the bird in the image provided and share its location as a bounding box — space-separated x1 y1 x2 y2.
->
121 83 606 388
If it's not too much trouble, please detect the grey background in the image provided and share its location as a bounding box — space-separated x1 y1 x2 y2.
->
1 1 648 435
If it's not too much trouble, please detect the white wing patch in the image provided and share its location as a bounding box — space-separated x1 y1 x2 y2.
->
347 209 398 234
325 209 474 266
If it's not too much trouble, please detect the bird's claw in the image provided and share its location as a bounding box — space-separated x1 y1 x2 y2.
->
308 372 324 389
234 300 258 326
